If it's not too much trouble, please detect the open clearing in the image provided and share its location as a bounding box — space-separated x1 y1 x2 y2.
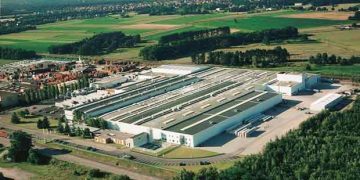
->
283 11 354 20
0 9 356 63
163 146 220 159
219 27 360 59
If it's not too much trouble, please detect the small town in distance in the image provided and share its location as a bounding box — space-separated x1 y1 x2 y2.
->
0 0 359 180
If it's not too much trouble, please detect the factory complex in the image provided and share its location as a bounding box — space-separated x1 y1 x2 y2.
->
58 65 324 147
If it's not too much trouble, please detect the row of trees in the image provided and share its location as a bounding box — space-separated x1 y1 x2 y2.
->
309 53 360 65
0 25 36 35
140 26 299 61
348 11 360 20
0 47 38 60
159 27 230 44
21 76 89 105
191 46 290 68
174 96 360 180
85 117 108 129
48 32 141 55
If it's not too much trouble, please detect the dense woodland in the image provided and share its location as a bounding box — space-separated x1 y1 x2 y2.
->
140 26 298 61
309 53 360 65
192 46 289 68
0 47 38 60
175 96 360 180
48 32 140 55
159 27 231 44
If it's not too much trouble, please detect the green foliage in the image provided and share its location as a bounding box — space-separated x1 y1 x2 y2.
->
27 149 50 165
174 96 360 179
174 169 195 180
48 32 141 55
192 46 289 68
0 47 38 60
85 117 108 129
8 131 32 162
141 26 298 61
11 112 20 124
87 168 107 178
110 174 131 180
309 53 360 65
82 128 92 138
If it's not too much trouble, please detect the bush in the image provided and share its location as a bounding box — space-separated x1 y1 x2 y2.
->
110 175 131 180
27 149 51 165
88 169 107 178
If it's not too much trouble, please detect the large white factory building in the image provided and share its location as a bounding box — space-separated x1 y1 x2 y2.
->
61 65 319 147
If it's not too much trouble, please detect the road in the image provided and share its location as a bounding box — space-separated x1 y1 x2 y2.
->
0 137 159 180
0 115 238 166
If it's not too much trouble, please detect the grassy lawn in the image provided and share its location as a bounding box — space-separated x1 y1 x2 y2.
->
40 142 177 179
218 28 360 60
0 159 110 180
151 13 231 25
167 160 238 173
197 16 351 31
0 10 357 61
264 64 360 77
3 110 58 130
162 146 220 159
0 59 19 66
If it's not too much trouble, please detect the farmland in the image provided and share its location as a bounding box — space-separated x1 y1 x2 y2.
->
0 9 357 63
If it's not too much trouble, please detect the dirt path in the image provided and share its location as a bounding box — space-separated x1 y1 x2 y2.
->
45 151 160 180
0 167 34 180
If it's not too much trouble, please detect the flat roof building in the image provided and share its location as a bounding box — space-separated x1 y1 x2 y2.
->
310 93 343 111
57 66 323 148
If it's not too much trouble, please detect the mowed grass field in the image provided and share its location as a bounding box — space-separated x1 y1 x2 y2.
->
0 9 356 62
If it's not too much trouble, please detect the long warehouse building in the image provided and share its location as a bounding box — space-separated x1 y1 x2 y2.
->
62 65 312 147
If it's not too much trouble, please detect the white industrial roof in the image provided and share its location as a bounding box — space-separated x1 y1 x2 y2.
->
311 93 342 107
152 65 209 75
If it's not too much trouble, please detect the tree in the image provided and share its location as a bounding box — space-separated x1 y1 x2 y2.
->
8 131 32 162
37 119 43 129
82 128 92 138
11 112 20 124
64 122 71 135
42 116 50 129
57 120 64 133
174 169 195 180
27 149 41 164
305 64 312 71
110 175 131 180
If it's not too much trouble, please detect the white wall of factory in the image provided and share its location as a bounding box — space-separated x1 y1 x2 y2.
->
266 73 320 96
106 93 282 147
192 93 282 147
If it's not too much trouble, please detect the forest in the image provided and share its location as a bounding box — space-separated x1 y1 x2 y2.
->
175 96 360 180
159 27 231 44
191 46 290 68
0 47 38 60
309 53 360 65
140 27 298 61
48 32 141 55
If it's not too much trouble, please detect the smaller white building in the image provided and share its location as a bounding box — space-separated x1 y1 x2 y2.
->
90 75 129 89
265 73 320 96
310 93 343 111
152 65 209 75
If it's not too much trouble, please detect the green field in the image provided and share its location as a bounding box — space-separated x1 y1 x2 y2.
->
162 146 220 159
265 64 360 77
0 10 356 63
197 16 350 31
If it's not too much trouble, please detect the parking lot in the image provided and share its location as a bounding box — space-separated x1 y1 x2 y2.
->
198 82 356 155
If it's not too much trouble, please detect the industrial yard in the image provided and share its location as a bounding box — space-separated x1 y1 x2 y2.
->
50 64 352 153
